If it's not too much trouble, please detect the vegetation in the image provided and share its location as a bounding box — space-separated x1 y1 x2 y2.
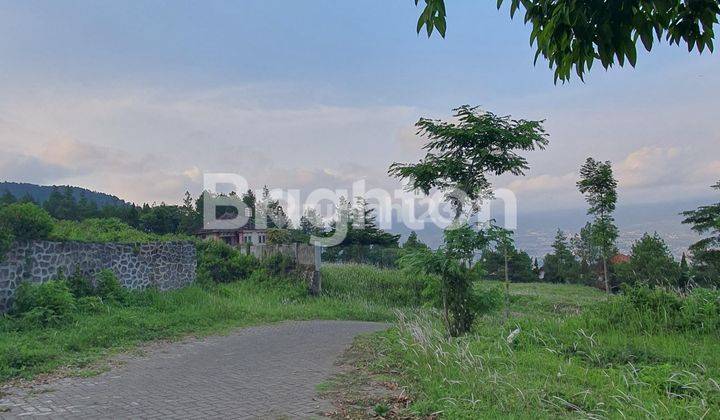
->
389 105 547 336
413 0 719 82
542 229 582 284
50 218 188 243
577 157 619 293
682 180 720 285
365 281 720 418
195 240 258 284
0 264 413 383
615 233 680 287
0 203 54 242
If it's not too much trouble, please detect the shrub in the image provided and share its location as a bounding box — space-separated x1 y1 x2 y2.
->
66 270 94 298
261 252 296 277
75 296 105 313
0 203 54 241
196 240 258 283
95 269 128 304
12 280 76 327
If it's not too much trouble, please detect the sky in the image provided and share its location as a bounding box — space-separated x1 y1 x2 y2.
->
1 0 718 220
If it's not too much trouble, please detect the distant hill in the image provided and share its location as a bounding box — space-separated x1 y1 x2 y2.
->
0 182 129 207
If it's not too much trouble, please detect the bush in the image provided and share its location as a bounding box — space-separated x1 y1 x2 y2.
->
196 240 258 283
0 203 54 241
95 269 128 304
261 252 296 277
12 280 76 327
66 270 94 298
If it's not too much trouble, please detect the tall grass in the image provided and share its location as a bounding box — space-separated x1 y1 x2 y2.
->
369 283 720 418
321 263 428 307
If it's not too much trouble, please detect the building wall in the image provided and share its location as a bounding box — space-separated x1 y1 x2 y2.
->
0 241 196 313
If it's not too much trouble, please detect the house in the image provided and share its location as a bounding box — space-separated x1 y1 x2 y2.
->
195 216 268 247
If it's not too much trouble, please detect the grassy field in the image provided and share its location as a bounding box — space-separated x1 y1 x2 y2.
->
365 281 720 418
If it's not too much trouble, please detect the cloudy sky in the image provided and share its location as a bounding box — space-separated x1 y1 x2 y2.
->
1 0 718 216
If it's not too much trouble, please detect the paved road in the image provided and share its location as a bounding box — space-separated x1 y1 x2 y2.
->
0 321 387 419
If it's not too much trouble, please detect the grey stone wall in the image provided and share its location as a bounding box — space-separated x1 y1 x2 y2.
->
0 241 196 313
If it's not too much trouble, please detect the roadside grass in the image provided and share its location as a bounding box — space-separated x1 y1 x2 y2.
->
365 281 720 418
0 269 408 383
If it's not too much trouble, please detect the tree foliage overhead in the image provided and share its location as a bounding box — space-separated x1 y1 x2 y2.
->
414 0 719 82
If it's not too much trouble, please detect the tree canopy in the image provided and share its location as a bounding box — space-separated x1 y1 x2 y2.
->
414 0 719 82
389 105 548 218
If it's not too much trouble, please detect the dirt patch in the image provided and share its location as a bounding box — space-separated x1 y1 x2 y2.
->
318 333 419 419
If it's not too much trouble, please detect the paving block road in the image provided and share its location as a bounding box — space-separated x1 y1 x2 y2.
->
0 321 388 419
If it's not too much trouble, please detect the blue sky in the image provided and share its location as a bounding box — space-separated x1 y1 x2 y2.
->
1 0 718 213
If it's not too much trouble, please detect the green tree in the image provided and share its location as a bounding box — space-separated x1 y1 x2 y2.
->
543 229 581 283
0 190 16 207
577 157 618 293
403 231 428 251
389 105 547 335
413 0 719 82
681 180 720 285
620 233 679 287
400 224 491 336
389 105 548 219
179 191 202 234
0 203 54 241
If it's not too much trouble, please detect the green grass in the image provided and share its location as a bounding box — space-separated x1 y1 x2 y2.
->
320 263 427 307
0 272 398 383
4 262 719 419
365 281 720 418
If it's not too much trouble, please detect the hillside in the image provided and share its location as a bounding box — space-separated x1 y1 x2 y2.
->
0 182 128 207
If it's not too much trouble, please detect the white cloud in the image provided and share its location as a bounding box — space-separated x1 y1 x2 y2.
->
0 86 419 203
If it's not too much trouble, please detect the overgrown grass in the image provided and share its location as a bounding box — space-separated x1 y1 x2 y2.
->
321 263 428 308
367 282 720 418
50 218 190 243
0 271 402 383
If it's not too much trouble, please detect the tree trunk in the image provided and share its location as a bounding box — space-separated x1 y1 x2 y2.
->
504 247 510 321
602 251 610 294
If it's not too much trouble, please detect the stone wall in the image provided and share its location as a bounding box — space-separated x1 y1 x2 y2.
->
0 241 196 313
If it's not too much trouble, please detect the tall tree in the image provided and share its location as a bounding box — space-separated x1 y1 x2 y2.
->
577 158 618 293
543 229 581 284
413 0 719 82
390 105 547 335
681 180 720 285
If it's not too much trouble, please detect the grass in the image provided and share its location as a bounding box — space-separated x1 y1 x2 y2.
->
364 281 720 418
3 262 719 419
0 270 401 383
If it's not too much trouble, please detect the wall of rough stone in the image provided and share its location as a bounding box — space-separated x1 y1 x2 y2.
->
0 241 196 313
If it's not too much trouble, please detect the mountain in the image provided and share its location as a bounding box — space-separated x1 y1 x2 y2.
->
0 182 129 207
